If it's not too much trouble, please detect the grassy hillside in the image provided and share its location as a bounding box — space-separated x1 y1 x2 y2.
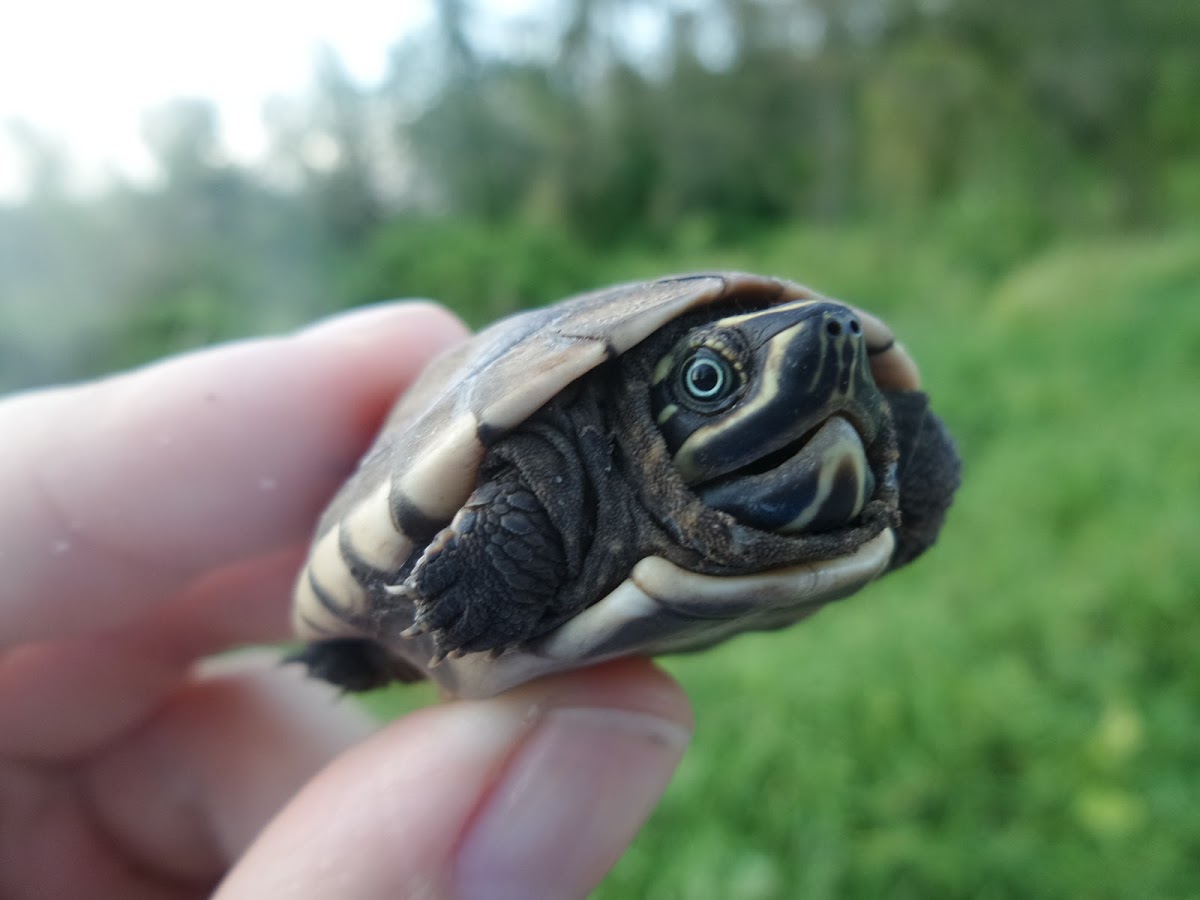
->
367 230 1200 899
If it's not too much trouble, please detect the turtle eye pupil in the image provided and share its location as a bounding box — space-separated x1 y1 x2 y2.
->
688 362 721 396
682 351 731 402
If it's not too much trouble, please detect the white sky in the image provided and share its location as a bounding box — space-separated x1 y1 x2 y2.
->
0 0 699 199
0 0 544 197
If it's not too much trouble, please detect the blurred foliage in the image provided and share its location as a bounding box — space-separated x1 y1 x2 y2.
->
356 230 1200 897
345 216 594 325
4 0 1200 386
2 0 1198 896
596 231 1200 899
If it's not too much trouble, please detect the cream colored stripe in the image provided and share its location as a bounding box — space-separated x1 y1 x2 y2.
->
714 298 822 328
292 561 360 638
341 481 413 571
673 320 808 482
396 415 486 520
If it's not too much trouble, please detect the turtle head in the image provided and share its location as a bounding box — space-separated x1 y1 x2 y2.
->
650 299 893 534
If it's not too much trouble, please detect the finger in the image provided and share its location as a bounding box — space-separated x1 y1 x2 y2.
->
0 546 305 760
78 654 376 890
215 658 692 900
0 302 468 645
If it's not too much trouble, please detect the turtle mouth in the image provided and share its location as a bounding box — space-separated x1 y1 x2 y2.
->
696 414 877 534
735 418 839 477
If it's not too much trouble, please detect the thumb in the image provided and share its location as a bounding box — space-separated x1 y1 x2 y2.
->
214 659 692 899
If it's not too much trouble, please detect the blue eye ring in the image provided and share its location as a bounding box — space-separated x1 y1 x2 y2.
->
679 348 735 404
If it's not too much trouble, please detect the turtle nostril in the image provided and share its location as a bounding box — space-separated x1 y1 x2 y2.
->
826 320 843 336
849 318 862 335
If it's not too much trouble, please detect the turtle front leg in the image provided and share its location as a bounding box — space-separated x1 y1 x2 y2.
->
396 468 571 662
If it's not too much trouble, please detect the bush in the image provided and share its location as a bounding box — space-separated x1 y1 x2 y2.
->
342 216 598 325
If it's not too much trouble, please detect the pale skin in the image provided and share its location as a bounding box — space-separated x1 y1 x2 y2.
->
0 303 693 899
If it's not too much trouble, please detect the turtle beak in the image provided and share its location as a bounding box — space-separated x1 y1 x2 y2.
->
698 415 876 532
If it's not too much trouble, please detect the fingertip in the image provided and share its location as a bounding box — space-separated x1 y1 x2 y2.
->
215 660 691 899
454 662 692 899
503 657 695 732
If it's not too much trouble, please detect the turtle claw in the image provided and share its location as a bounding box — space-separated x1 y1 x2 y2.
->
401 622 426 638
427 639 451 667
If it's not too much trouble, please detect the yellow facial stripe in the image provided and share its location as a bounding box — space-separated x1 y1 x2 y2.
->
673 320 805 482
652 352 676 384
712 299 823 329
780 429 870 533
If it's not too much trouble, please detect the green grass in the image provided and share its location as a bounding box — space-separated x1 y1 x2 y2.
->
366 228 1200 899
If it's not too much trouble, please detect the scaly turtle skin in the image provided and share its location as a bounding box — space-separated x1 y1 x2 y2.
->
291 273 961 698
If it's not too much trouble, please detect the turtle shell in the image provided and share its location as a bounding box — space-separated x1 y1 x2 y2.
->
292 273 959 697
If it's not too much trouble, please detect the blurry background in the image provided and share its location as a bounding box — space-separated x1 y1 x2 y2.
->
2 0 1197 896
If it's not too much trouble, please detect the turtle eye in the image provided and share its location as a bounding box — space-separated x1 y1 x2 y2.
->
679 348 736 406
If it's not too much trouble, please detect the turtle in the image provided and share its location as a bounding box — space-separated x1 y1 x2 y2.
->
291 272 961 698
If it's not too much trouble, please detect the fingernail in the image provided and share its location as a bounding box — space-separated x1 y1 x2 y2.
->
454 706 691 900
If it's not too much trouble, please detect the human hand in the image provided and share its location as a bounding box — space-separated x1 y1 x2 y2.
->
0 304 693 899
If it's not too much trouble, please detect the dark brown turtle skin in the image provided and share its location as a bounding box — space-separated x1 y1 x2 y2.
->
291 273 961 698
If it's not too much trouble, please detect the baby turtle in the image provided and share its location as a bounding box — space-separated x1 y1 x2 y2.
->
292 273 961 697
